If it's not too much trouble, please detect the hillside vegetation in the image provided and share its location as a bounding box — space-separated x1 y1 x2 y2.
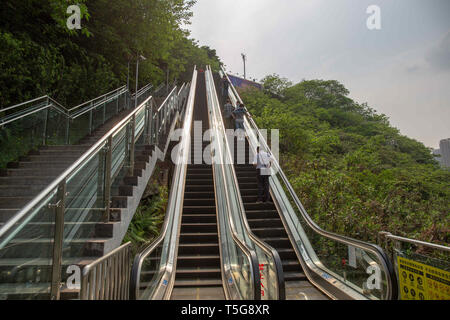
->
241 75 449 245
0 0 221 109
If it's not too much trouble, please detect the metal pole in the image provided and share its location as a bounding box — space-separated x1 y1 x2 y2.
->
65 117 70 145
50 180 67 300
129 115 136 176
103 137 112 221
135 54 139 109
43 107 49 146
127 60 130 91
242 53 247 79
166 68 169 95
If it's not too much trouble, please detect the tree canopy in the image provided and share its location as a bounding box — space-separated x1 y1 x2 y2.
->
0 0 221 108
241 75 449 245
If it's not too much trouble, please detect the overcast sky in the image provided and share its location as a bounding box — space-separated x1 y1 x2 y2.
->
187 0 450 149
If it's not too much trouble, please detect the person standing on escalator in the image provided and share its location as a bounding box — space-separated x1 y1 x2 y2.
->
253 146 274 204
223 99 234 129
232 102 250 140
221 75 230 104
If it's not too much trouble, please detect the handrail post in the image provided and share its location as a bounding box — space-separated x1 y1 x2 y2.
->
65 117 70 145
129 115 136 176
144 102 152 145
103 137 112 221
50 180 67 300
89 102 93 135
103 98 106 124
155 111 159 148
43 107 49 146
116 94 120 114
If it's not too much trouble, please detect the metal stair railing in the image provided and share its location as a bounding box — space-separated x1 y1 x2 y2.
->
0 82 188 300
0 84 153 169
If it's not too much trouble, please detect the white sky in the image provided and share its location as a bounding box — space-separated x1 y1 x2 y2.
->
187 0 450 149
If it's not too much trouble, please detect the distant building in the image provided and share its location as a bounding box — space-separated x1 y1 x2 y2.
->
440 138 450 168
227 74 263 91
433 148 442 165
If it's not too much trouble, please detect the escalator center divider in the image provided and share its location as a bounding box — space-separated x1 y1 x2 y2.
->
171 72 225 300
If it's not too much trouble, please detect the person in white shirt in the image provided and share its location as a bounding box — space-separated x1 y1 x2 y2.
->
253 146 274 203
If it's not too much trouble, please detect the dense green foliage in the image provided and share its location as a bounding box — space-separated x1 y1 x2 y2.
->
123 186 168 255
241 77 449 245
0 0 221 109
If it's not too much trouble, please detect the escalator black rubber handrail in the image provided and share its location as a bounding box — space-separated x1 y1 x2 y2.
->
207 66 283 300
129 70 197 300
222 67 398 300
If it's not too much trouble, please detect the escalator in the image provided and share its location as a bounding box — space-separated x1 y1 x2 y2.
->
171 72 224 300
232 142 327 300
130 67 284 301
218 68 398 300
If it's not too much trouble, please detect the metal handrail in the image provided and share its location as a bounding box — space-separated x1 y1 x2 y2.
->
129 68 197 300
68 85 128 112
206 66 285 299
157 86 178 113
0 84 149 128
205 66 261 300
379 231 450 253
0 91 157 242
80 242 132 300
222 66 398 300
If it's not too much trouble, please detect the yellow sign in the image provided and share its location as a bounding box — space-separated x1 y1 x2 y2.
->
397 256 450 300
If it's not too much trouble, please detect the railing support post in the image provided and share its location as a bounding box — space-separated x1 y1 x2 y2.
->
155 111 159 148
144 102 152 145
65 117 70 145
89 103 93 135
129 115 136 176
50 180 67 300
103 137 112 221
43 107 49 146
103 100 106 124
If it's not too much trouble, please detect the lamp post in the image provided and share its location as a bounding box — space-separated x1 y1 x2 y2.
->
135 54 147 108
241 53 247 79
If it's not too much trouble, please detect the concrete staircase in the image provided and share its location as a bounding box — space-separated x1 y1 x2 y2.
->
0 94 175 300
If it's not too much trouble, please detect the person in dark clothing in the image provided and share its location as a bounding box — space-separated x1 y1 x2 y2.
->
253 146 274 203
221 75 229 103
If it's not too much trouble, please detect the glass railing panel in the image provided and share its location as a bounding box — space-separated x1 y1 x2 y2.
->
138 243 163 300
0 188 58 300
214 161 254 300
69 112 90 145
45 108 69 146
111 126 127 181
104 98 118 124
0 108 48 168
